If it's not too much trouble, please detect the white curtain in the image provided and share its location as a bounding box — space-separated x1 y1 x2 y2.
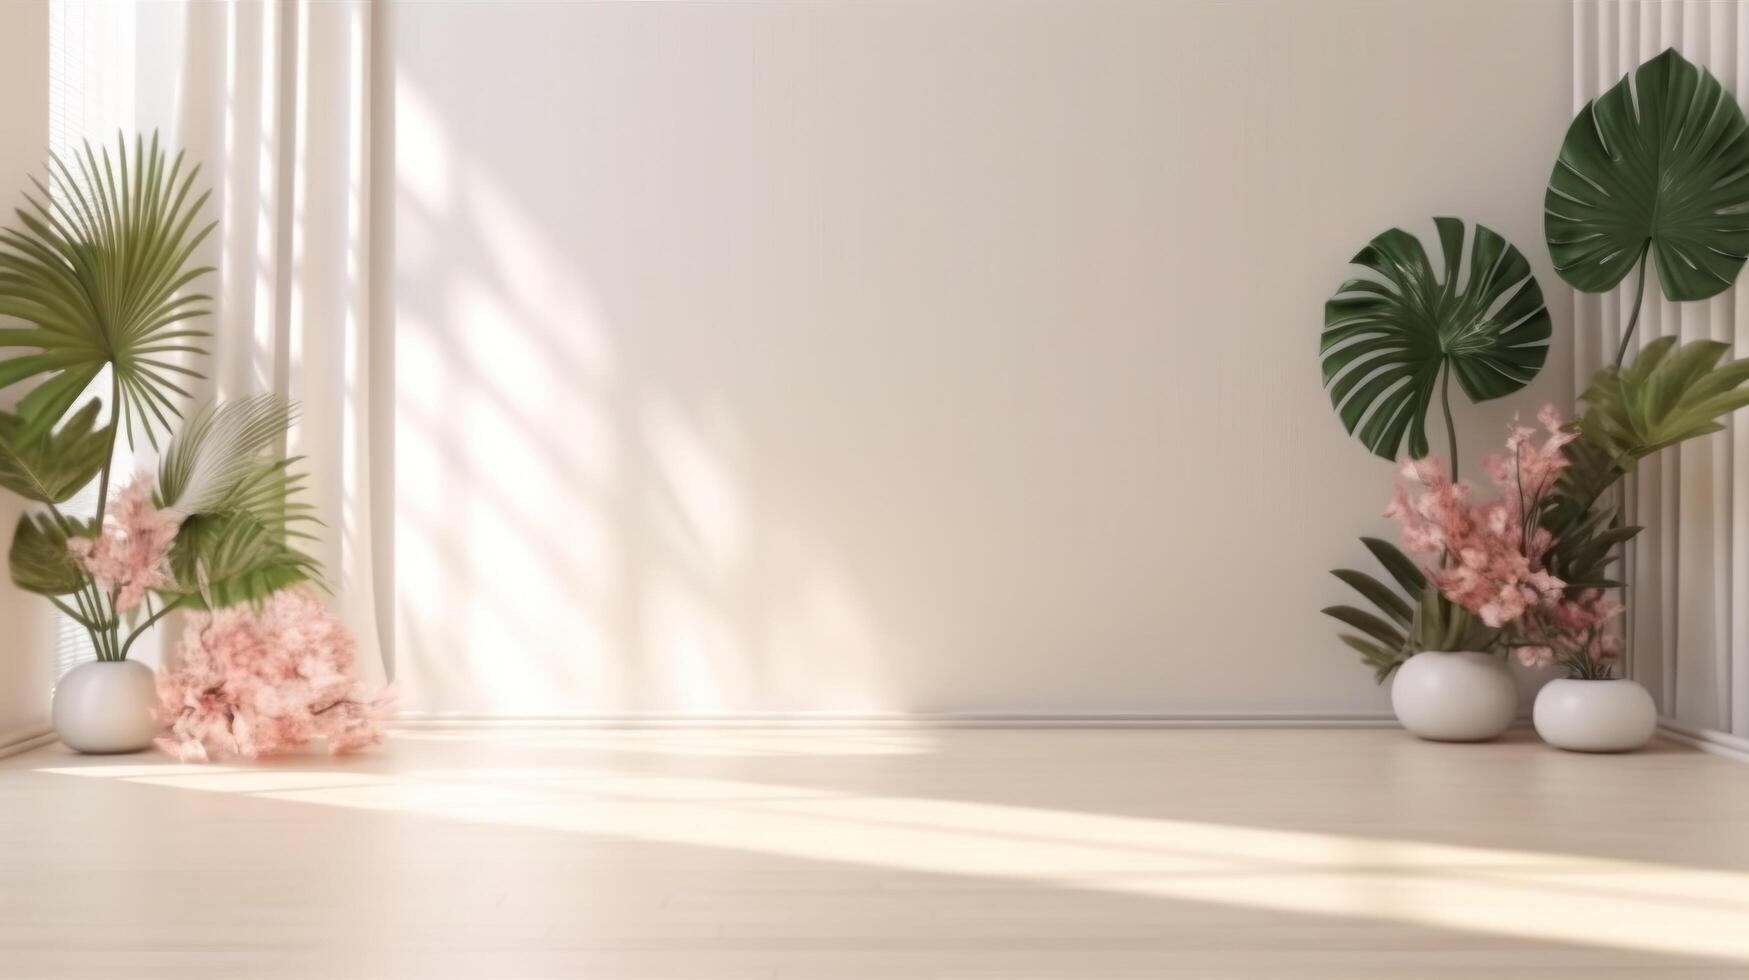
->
137 0 390 682
1574 0 1749 739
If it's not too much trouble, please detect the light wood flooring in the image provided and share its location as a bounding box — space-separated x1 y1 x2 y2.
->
2 727 1747 978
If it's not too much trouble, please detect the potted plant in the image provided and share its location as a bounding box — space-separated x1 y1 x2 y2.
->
1528 48 1749 750
1322 49 1749 751
1318 217 1551 740
0 136 323 753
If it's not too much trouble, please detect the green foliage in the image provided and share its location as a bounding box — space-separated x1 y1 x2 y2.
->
1577 337 1749 466
8 513 93 596
1546 48 1749 301
1323 537 1497 683
168 511 318 610
0 399 111 503
1535 335 1749 593
158 394 295 512
1322 218 1550 461
157 396 321 609
0 133 213 445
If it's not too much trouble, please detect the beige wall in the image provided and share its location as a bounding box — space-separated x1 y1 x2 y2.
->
392 0 1574 717
0 0 54 745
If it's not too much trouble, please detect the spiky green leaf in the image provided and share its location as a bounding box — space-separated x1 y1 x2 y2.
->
1578 337 1749 465
1360 536 1425 596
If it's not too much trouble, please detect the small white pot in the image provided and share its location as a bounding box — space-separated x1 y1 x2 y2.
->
1389 651 1517 742
1533 678 1657 753
51 660 161 754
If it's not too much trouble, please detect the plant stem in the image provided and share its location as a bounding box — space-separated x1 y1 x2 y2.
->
73 587 109 661
93 369 120 528
1440 363 1459 477
47 595 91 627
118 595 183 661
1613 246 1652 369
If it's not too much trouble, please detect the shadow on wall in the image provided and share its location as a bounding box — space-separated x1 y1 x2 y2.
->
393 72 894 717
387 1 1574 718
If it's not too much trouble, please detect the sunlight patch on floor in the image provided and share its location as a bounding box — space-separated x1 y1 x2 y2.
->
35 756 1749 963
390 728 939 756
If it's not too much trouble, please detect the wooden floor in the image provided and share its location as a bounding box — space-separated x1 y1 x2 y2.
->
2 728 1748 978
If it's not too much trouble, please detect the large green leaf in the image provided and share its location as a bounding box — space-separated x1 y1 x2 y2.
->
157 396 322 609
1545 48 1749 301
166 510 317 610
0 133 214 444
158 394 297 512
8 513 93 596
0 398 111 503
1322 218 1550 460
1578 336 1749 464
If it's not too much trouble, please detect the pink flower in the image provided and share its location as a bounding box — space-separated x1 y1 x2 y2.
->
1387 406 1624 675
155 586 394 761
68 475 183 614
1515 646 1556 669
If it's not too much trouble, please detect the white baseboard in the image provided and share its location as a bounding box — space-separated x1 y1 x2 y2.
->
392 711 1401 731
0 726 54 760
1657 718 1749 764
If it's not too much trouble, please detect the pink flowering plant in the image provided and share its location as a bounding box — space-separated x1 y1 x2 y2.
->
1325 338 1749 682
158 587 392 761
1384 407 1625 679
1320 208 1749 683
0 135 388 757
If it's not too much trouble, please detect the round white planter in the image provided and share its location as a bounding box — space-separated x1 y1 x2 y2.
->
1533 678 1657 753
1389 651 1517 742
51 660 160 754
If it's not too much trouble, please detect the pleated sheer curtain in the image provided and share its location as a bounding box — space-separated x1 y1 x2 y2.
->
134 0 392 682
1574 0 1749 745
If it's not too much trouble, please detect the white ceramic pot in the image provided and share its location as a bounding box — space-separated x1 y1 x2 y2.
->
51 660 160 754
1389 651 1517 742
1533 678 1657 753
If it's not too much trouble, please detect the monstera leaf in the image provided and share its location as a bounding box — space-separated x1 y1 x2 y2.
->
1546 48 1749 302
1322 218 1551 461
8 513 93 596
0 133 214 444
0 399 112 504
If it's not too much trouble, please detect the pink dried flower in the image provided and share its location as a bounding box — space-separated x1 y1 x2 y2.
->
156 587 393 761
1388 406 1623 675
1515 645 1556 669
68 474 183 614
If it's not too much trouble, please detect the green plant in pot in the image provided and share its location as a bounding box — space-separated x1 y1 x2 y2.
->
1319 48 1749 752
0 135 321 753
1318 217 1550 741
1529 47 1749 751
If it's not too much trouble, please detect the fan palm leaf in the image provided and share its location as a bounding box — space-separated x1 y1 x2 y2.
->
157 395 323 609
0 132 214 445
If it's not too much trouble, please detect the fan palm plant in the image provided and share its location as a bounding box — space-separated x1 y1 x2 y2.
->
0 134 320 663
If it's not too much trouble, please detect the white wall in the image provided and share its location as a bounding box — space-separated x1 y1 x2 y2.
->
0 0 56 746
392 0 1574 718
